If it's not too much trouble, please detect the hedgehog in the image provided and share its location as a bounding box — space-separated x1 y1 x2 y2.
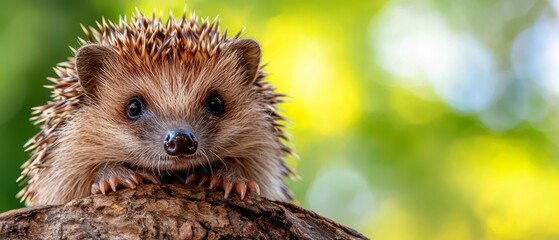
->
17 8 296 206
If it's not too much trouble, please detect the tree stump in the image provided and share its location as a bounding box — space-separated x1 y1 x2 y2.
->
0 183 367 239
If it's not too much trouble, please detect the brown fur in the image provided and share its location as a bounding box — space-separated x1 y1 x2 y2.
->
18 9 294 206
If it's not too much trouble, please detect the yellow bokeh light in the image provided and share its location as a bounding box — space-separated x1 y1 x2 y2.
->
262 14 361 136
371 198 417 240
448 137 559 239
434 218 471 240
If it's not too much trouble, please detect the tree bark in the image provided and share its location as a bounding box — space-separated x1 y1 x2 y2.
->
0 183 367 239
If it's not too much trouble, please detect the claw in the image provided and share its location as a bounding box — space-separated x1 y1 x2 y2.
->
133 173 143 184
91 183 100 194
198 175 209 187
222 181 233 199
235 182 247 200
109 176 118 192
209 176 221 189
92 167 154 195
123 178 137 189
185 174 198 184
247 181 260 195
99 181 109 195
139 172 161 184
129 174 140 185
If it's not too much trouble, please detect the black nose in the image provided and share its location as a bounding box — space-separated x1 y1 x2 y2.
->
163 129 198 156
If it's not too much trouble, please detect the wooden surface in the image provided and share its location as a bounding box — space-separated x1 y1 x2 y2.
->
0 183 367 239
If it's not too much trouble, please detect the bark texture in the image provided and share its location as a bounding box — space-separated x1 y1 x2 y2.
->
0 183 367 239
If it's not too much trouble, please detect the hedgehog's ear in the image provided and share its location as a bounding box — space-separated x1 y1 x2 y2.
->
75 44 120 97
227 39 261 85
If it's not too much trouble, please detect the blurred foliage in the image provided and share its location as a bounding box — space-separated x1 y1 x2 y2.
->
1 0 559 239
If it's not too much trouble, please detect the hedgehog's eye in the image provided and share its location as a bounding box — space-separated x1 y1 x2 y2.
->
205 92 224 116
127 97 144 120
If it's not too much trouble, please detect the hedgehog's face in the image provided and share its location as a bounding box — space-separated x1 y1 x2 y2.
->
74 40 276 171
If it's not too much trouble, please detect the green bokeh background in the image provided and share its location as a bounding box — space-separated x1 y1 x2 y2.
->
1 0 559 239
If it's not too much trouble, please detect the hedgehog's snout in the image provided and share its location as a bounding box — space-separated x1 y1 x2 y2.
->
163 129 198 156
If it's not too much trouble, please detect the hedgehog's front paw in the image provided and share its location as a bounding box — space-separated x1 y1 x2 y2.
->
91 166 160 194
185 171 260 200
